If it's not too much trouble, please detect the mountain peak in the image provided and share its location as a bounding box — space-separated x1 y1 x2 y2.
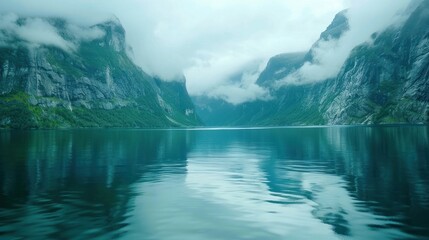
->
305 9 349 63
319 9 349 41
93 17 126 52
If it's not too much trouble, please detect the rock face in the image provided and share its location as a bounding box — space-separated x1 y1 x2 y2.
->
195 1 429 126
256 52 307 87
324 1 429 124
0 16 200 128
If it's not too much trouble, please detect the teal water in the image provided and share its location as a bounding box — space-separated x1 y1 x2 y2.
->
0 126 428 239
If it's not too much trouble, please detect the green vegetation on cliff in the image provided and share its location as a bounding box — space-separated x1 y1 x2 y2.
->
0 17 200 129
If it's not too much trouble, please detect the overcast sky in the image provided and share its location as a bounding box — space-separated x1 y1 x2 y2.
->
0 0 412 104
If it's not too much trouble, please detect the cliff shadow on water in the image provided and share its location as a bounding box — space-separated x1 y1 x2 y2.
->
0 129 195 239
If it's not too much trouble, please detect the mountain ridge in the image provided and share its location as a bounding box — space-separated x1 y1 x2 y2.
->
0 15 201 128
193 1 429 126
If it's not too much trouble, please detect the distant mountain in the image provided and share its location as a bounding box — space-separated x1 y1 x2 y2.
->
195 1 429 126
256 52 306 87
0 16 200 128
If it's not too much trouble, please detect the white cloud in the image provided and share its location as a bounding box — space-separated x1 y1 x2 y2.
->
117 0 346 104
185 53 272 104
0 0 347 103
0 13 75 51
0 0 415 102
66 24 105 42
0 13 106 52
17 18 77 52
185 52 256 95
277 0 413 86
207 60 272 105
209 83 271 105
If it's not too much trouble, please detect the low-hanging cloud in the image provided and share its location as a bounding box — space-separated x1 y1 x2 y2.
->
0 13 75 51
0 0 346 104
0 13 105 52
0 0 415 103
209 83 271 105
17 18 76 52
190 58 272 105
277 0 413 86
66 24 105 42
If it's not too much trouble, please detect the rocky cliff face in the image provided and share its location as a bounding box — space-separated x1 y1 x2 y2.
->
0 16 200 128
195 1 429 126
193 11 349 126
324 1 429 124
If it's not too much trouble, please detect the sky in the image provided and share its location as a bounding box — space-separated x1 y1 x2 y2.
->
0 0 413 104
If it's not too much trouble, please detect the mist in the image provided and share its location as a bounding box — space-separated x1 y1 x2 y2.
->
0 13 76 51
0 0 414 103
277 0 413 86
0 13 106 52
192 59 272 105
5 1 414 103
0 0 347 104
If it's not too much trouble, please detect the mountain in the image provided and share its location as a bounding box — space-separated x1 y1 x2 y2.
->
193 10 350 126
0 16 200 128
195 1 429 126
256 52 306 87
324 1 429 124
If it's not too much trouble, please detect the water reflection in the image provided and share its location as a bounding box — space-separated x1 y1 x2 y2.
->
0 129 193 239
0 126 428 239
182 127 429 239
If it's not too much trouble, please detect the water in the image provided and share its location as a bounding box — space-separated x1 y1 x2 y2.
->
0 126 428 240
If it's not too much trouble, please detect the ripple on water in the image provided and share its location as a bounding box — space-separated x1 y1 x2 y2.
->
0 127 428 239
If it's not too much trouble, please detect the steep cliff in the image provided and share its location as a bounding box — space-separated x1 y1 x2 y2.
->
0 16 200 128
324 1 429 124
193 10 349 126
195 1 429 126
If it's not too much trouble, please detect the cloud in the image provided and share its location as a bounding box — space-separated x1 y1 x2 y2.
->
0 13 75 51
127 0 347 92
17 18 77 52
0 0 347 103
277 0 413 86
185 53 274 104
197 59 272 105
0 2 109 26
0 0 414 102
66 24 105 42
209 83 271 105
0 13 105 52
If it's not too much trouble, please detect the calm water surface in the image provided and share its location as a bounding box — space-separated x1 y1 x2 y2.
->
0 126 428 239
